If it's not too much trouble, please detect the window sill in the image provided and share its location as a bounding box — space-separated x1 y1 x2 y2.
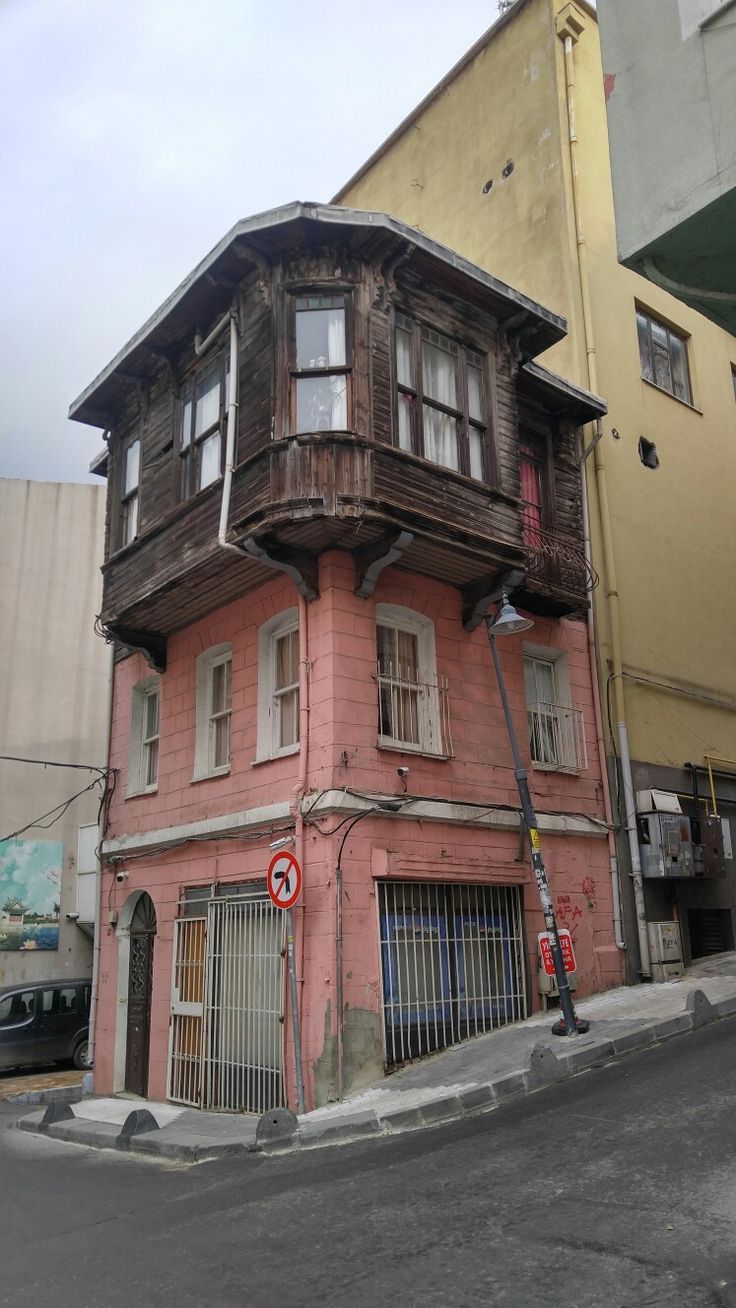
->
641 377 702 414
251 745 300 767
190 767 231 784
126 785 159 800
377 742 450 762
531 761 583 776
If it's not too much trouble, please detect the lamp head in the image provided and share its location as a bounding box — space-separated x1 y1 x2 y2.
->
489 593 534 636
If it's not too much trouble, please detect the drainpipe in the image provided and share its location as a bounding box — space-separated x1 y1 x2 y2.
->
290 594 310 1108
561 31 650 975
87 639 115 1075
580 434 624 951
193 306 243 561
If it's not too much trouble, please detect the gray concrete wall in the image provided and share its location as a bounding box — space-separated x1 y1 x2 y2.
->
598 0 736 259
0 480 111 988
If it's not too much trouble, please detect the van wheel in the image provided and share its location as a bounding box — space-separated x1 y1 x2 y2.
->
73 1040 92 1070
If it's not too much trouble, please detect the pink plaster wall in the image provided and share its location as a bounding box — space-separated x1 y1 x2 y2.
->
97 550 622 1108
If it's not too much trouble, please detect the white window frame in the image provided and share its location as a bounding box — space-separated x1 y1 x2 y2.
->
256 610 300 762
128 676 160 796
522 643 585 774
193 644 232 780
375 604 443 757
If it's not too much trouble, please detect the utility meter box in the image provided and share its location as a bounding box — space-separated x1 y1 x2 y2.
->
693 814 727 878
647 921 684 983
639 812 695 878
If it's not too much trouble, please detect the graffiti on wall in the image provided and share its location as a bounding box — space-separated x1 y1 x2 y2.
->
0 839 62 951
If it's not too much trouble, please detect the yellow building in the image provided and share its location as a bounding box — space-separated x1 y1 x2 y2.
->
336 0 736 980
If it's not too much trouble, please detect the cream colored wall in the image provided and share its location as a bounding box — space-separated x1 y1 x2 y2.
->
337 0 736 774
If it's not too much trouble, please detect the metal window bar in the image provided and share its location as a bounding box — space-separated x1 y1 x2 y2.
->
167 915 207 1108
376 662 453 757
378 880 527 1069
527 701 587 772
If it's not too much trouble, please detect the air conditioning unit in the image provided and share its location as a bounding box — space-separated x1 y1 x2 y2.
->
647 921 684 983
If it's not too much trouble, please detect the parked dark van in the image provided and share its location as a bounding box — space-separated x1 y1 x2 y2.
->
0 979 91 1071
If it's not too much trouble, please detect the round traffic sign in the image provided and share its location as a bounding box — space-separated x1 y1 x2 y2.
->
267 851 302 910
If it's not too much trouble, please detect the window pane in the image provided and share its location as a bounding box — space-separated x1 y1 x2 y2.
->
636 312 653 383
650 320 673 392
144 689 159 739
213 715 230 769
396 629 419 681
199 432 221 489
669 333 690 402
467 364 484 423
211 659 231 715
295 376 347 431
275 630 298 691
469 428 484 480
534 659 556 704
180 394 193 450
296 304 346 369
377 624 398 675
122 494 138 545
194 371 221 438
422 338 457 408
144 738 159 788
398 394 413 451
278 688 299 749
124 440 140 494
396 326 414 388
422 406 459 471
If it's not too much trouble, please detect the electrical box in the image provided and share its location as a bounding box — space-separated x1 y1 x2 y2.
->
693 814 727 878
647 921 684 983
639 812 695 878
537 960 578 1000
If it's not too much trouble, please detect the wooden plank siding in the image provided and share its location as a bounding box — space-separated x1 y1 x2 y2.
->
99 238 589 640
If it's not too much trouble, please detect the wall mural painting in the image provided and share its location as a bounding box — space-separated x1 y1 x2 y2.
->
0 839 62 952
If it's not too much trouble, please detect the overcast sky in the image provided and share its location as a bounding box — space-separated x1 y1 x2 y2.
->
0 0 503 485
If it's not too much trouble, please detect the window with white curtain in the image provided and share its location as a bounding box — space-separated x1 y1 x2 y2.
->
395 313 488 479
257 610 300 760
128 676 160 794
178 353 229 500
292 294 350 432
375 604 448 756
523 648 586 773
193 644 232 779
120 436 140 547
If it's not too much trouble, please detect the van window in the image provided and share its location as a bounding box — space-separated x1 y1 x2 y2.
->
0 991 35 1027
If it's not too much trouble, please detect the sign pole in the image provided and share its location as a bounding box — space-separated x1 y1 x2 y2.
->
284 905 305 1116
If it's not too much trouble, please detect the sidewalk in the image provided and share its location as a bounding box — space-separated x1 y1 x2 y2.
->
16 954 736 1163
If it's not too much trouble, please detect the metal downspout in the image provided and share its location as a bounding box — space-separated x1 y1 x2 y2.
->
88 639 115 1074
580 437 624 950
562 31 650 974
290 594 310 1110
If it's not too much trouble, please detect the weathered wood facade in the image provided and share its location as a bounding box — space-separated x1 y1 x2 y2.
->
72 204 605 664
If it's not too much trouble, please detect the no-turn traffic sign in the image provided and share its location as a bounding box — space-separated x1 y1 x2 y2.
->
267 851 302 911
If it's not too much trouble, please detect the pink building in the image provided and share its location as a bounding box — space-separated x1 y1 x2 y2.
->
74 204 621 1112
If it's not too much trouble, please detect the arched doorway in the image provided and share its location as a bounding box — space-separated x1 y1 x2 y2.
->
125 893 157 1096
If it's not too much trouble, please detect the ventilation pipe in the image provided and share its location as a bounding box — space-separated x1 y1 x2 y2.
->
561 26 650 975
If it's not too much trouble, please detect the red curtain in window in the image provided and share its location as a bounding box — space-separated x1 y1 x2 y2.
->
520 449 544 546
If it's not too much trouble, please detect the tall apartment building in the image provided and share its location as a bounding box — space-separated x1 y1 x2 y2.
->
336 0 736 981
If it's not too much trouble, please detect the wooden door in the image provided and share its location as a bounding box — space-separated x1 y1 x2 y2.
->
125 894 156 1096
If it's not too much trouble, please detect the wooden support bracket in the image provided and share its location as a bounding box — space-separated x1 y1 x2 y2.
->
239 535 319 600
106 624 167 673
355 530 414 598
462 568 524 632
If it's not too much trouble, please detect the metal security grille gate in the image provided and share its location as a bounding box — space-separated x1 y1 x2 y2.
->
378 880 528 1068
168 884 285 1114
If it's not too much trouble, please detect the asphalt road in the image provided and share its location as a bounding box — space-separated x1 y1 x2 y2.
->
2 1020 736 1308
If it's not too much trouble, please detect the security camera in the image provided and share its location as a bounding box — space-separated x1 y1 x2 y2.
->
65 912 80 921
115 870 129 884
270 835 296 851
397 767 410 778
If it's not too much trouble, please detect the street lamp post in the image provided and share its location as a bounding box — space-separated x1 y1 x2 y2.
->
486 595 589 1036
